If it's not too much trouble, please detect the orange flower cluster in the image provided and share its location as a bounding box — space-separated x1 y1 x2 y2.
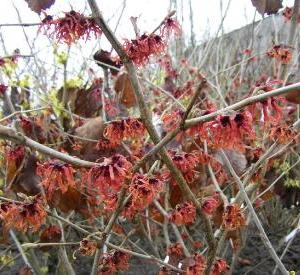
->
128 173 163 210
161 17 182 37
100 118 145 148
0 197 46 232
186 253 206 275
89 154 132 198
79 239 98 256
123 16 181 66
169 202 196 226
248 96 285 125
169 150 208 183
40 11 102 44
6 146 25 168
124 34 166 66
198 111 256 152
266 44 292 64
37 160 76 201
222 204 246 231
211 258 229 275
161 110 183 132
269 124 297 144
99 250 130 273
167 242 183 257
201 193 220 216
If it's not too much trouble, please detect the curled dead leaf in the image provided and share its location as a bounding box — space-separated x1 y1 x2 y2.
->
94 50 121 75
24 0 55 14
285 89 300 104
251 0 283 15
114 73 137 108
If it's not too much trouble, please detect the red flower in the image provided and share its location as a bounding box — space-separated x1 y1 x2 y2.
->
123 34 166 66
257 96 285 124
202 194 220 215
40 225 62 244
266 45 293 64
129 173 163 209
161 110 183 131
222 204 246 231
40 11 102 44
169 201 196 226
269 124 297 144
167 242 183 257
99 250 130 273
186 253 207 275
6 146 25 167
103 193 118 212
88 154 132 198
211 259 229 275
198 111 255 152
79 238 97 256
170 150 199 173
0 196 46 232
161 17 182 37
103 118 145 145
0 84 8 95
37 160 76 202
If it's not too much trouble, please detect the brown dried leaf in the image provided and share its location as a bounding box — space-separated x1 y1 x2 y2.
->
13 155 41 195
24 0 55 14
94 50 121 75
285 89 300 104
114 73 137 108
251 0 282 15
74 116 104 141
57 187 82 213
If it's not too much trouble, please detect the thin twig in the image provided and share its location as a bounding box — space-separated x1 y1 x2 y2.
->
220 150 289 275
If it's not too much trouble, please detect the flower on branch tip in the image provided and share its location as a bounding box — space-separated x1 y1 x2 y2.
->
249 95 285 125
123 173 163 217
269 124 297 144
197 111 256 152
160 17 182 37
170 150 199 173
36 160 76 202
99 250 130 273
167 242 183 257
6 146 25 167
103 117 146 146
266 44 293 64
88 154 132 199
161 110 183 132
169 201 196 226
211 258 229 275
0 196 46 232
186 253 207 275
78 238 97 256
40 11 102 44
222 203 246 231
123 33 166 66
201 193 220 216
